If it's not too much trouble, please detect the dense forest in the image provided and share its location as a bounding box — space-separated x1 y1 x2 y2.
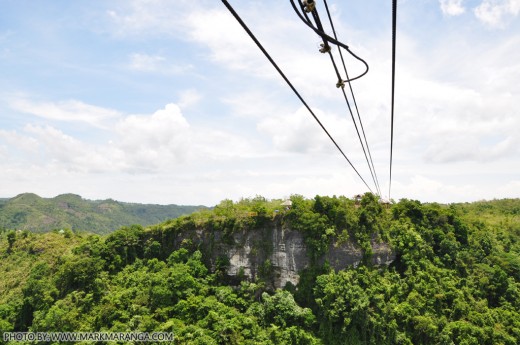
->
0 193 204 234
0 194 519 344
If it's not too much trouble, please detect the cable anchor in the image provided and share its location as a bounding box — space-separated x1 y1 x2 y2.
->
336 79 345 89
319 42 331 53
303 0 315 13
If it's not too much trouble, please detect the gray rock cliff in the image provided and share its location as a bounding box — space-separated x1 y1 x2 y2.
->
170 217 395 289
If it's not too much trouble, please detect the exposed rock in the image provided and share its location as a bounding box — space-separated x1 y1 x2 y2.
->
225 221 394 288
168 217 395 289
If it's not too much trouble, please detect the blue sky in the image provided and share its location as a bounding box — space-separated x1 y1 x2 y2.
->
0 0 519 205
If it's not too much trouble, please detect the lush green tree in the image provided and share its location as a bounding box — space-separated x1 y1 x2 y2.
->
262 290 315 329
103 224 145 270
18 262 59 330
6 230 16 253
54 255 104 297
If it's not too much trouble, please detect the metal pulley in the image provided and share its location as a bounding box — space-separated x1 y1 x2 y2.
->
303 0 315 13
319 42 331 53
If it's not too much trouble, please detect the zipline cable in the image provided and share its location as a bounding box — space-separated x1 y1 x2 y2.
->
292 0 381 196
389 0 397 199
220 0 374 193
321 0 382 197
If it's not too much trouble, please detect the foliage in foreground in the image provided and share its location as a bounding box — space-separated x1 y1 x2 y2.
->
0 195 519 344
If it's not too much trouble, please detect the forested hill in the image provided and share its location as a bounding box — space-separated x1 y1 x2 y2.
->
0 193 204 234
0 195 519 344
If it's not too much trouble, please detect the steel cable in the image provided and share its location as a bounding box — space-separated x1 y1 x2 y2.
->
291 0 381 196
221 0 374 193
389 0 397 199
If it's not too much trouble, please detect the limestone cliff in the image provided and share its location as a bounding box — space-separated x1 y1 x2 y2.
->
165 216 395 289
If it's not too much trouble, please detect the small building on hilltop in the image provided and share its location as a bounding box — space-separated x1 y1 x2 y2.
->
281 199 292 210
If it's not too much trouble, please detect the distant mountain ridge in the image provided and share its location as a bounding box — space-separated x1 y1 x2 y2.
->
0 193 205 234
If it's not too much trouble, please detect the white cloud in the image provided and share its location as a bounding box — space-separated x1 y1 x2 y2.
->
393 175 478 203
0 145 8 161
128 53 165 71
2 103 190 173
185 9 264 71
258 106 336 154
0 129 39 154
107 0 337 98
390 169 520 203
396 78 520 164
1 100 256 176
127 53 193 74
440 0 466 16
222 90 284 119
177 89 202 109
22 124 124 173
497 180 520 198
384 26 520 166
9 98 121 128
115 103 191 169
474 0 520 27
422 135 519 164
511 0 520 13
114 102 255 168
106 0 198 37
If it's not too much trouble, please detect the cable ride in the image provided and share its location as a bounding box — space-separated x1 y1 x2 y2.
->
321 0 383 197
220 0 375 194
289 0 369 83
219 0 398 197
290 0 382 197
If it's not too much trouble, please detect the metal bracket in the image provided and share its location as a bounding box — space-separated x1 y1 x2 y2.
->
303 0 315 13
319 42 331 53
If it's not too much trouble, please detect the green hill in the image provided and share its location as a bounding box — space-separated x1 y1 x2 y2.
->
0 193 204 234
0 195 518 344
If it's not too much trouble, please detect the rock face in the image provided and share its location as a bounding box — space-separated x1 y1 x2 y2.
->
175 217 395 289
227 225 309 288
226 221 394 289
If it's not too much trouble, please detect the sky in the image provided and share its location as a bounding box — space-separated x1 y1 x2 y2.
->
0 0 519 206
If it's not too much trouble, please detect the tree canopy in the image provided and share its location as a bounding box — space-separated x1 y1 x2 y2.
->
0 195 518 344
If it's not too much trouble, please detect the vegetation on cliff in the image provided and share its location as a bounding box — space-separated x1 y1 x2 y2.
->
0 194 519 344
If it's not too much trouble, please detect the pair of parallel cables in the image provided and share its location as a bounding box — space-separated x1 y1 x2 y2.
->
290 0 381 197
221 0 397 199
